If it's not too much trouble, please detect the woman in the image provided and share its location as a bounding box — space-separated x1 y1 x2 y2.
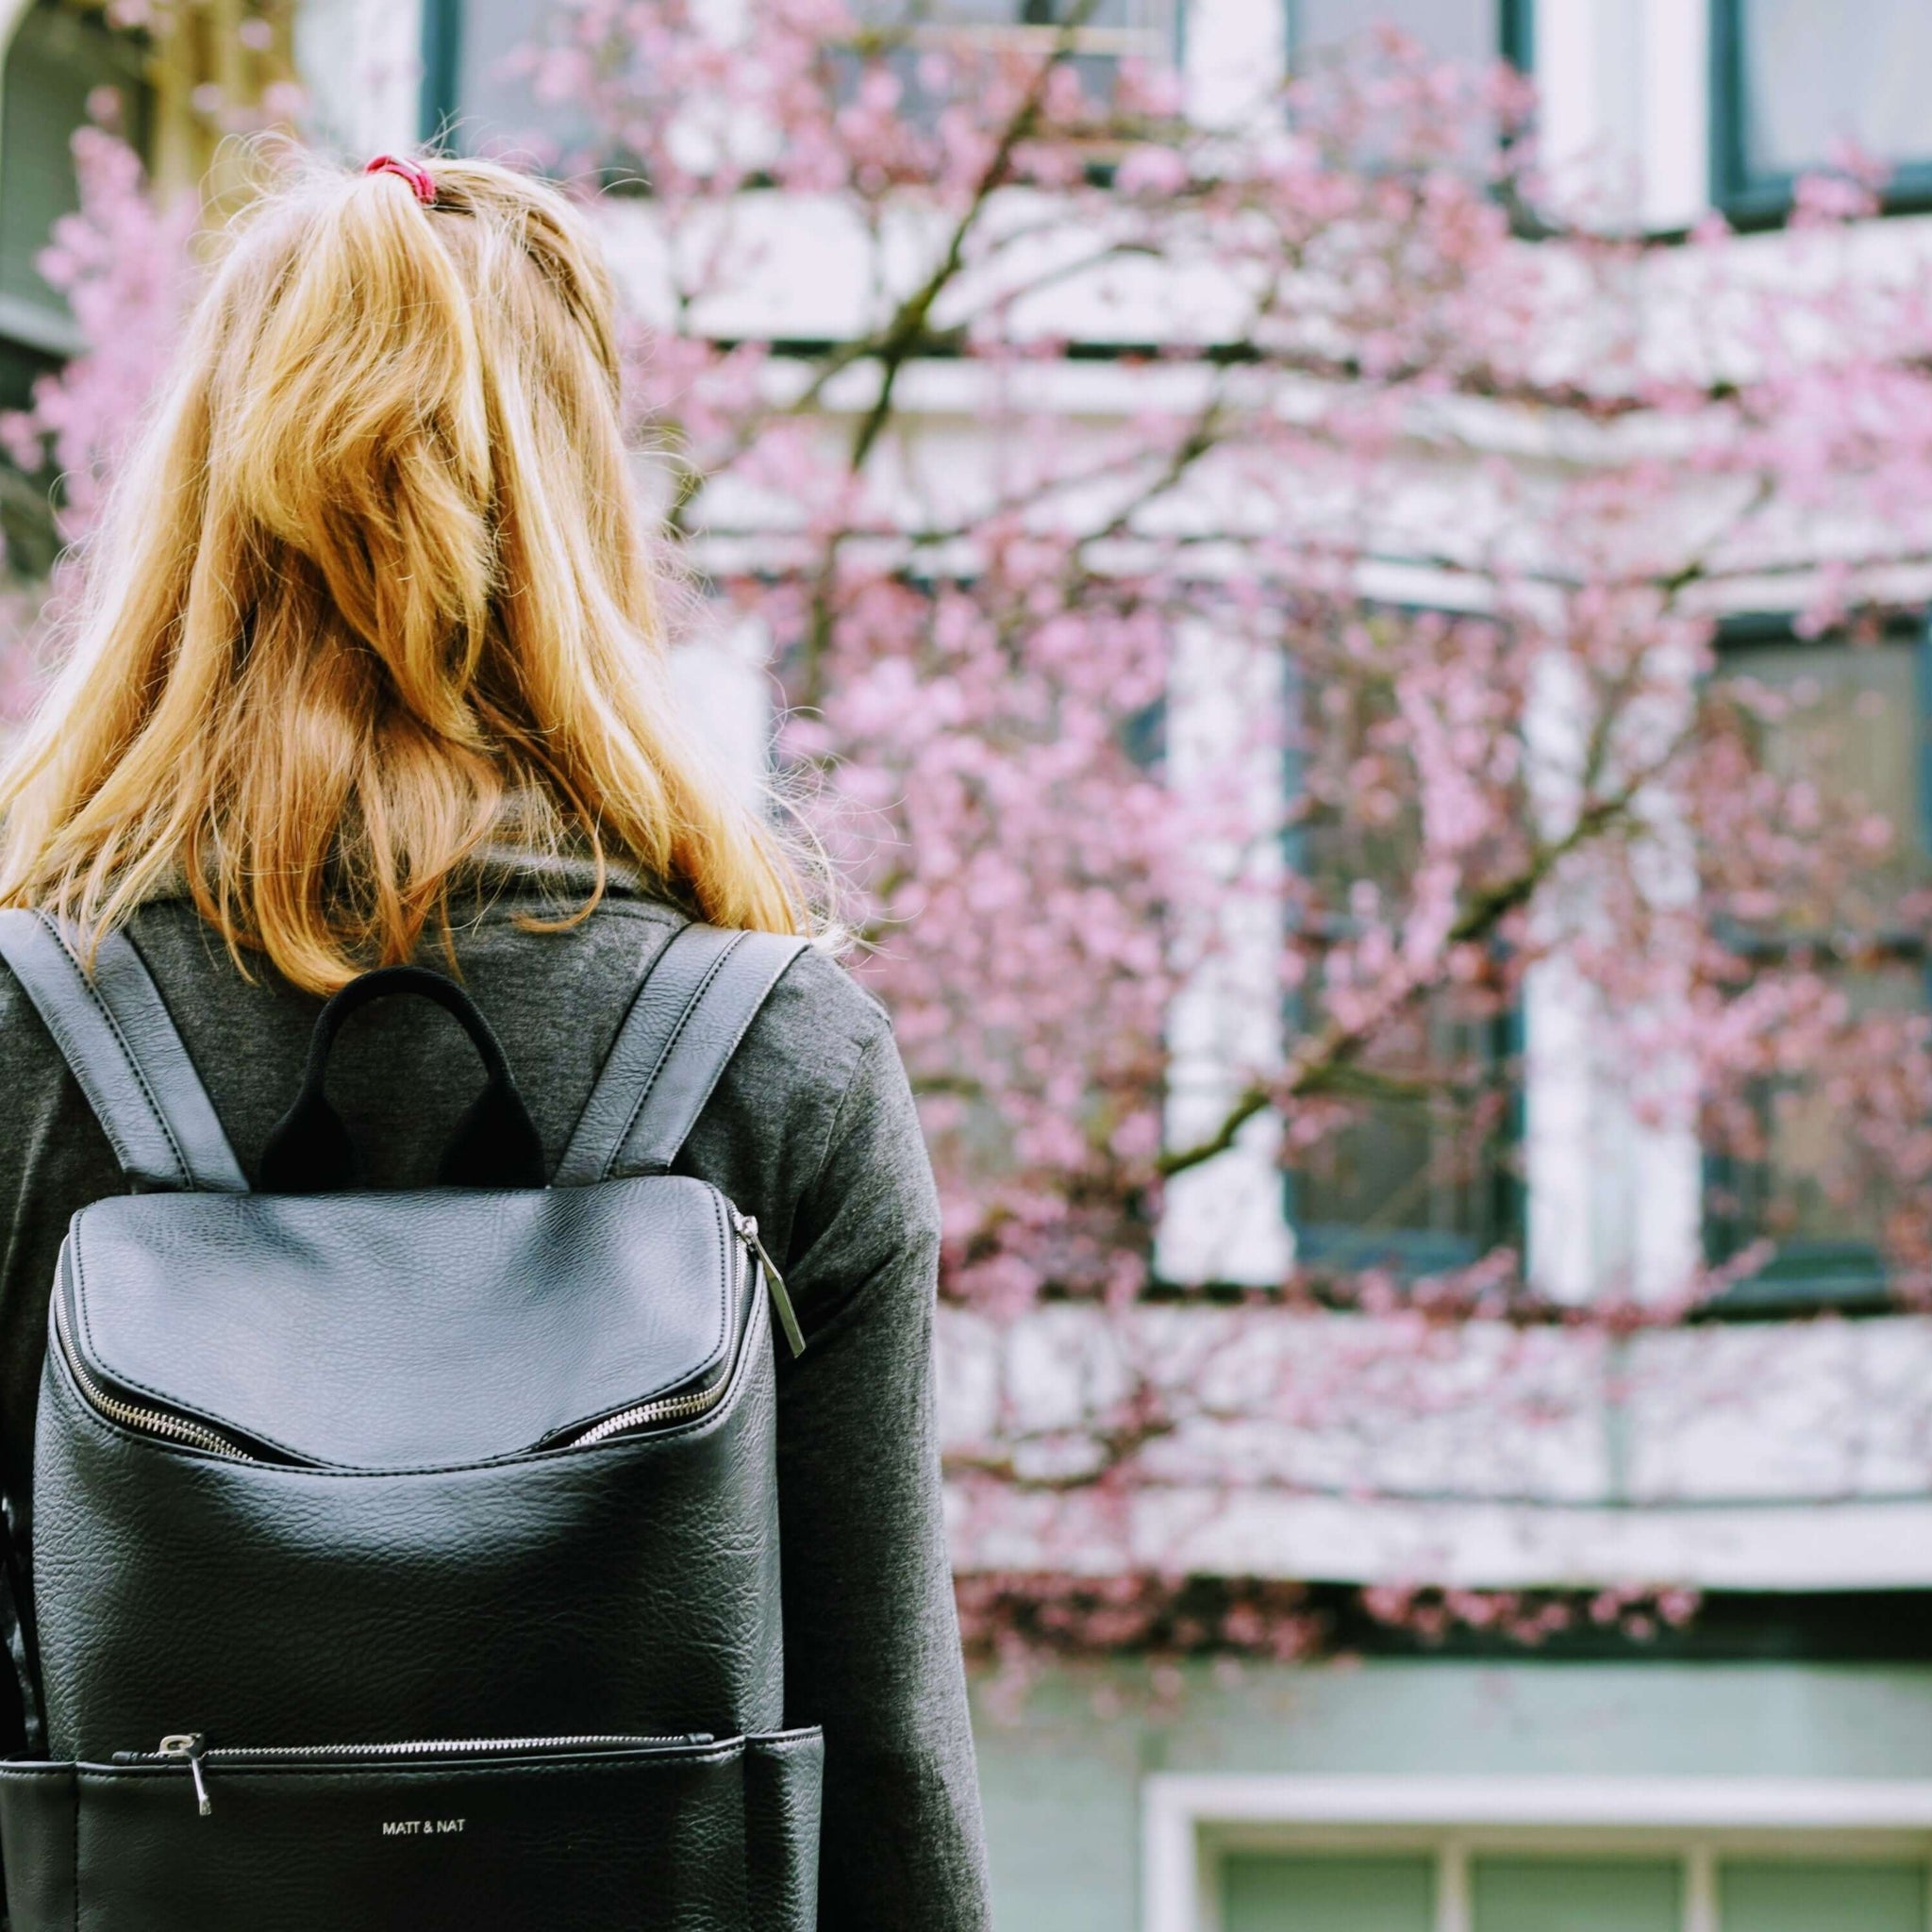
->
0 152 989 1925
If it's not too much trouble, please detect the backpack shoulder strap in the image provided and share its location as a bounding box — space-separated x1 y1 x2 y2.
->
554 922 809 1186
0 908 247 1194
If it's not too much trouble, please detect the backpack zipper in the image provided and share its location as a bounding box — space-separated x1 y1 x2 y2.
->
115 1729 715 1815
736 1212 807 1359
559 1216 800 1448
52 1278 252 1463
53 1212 797 1464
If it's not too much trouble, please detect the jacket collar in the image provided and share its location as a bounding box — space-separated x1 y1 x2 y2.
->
135 843 663 914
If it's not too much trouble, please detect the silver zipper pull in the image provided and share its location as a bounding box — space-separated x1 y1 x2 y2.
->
159 1732 212 1815
737 1215 806 1358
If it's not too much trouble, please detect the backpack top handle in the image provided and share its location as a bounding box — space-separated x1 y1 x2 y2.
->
258 965 546 1194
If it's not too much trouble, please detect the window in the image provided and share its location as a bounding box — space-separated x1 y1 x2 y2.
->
1712 0 1932 223
1287 0 1531 69
1141 1774 1932 1932
0 0 152 397
418 0 593 167
1703 619 1930 1313
1223 1849 1927 1932
1283 622 1520 1280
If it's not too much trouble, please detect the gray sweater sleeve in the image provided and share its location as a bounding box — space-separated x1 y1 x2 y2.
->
774 1024 991 1932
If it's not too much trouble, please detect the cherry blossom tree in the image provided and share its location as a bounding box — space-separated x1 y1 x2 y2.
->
9 6 1932 1671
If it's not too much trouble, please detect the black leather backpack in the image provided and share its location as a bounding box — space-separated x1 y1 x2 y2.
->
0 909 819 1931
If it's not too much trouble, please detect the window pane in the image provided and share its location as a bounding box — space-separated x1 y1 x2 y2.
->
1290 993 1509 1271
1293 0 1498 62
1739 0 1932 181
1224 1853 1436 1932
1472 1857 1682 1932
443 0 594 166
1708 635 1929 1274
1721 636 1926 921
0 0 151 347
1721 1859 1927 1932
1749 960 1924 1254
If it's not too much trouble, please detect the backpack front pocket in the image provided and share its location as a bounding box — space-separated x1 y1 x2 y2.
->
0 1726 823 1932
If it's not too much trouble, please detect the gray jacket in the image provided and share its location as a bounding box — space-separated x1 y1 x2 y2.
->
0 857 991 1929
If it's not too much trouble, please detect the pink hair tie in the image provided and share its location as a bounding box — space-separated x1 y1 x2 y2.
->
363 154 437 206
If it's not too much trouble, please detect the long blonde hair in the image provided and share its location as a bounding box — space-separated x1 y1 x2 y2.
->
0 150 814 991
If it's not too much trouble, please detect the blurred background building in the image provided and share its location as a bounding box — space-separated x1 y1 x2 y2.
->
7 3 1932 1929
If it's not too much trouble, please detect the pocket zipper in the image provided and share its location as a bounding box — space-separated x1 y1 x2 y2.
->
736 1212 807 1360
55 1213 800 1464
114 1729 716 1815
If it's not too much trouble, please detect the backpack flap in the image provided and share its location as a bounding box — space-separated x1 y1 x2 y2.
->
53 1176 749 1471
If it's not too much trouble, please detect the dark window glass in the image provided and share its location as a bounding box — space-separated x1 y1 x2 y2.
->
833 1 1176 132
1288 993 1516 1274
1714 0 1932 220
0 0 152 360
1705 626 1930 1310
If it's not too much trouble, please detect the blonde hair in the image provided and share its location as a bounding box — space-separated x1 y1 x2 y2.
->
0 150 815 991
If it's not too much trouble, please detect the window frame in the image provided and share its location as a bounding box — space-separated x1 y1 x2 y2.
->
1699 609 1932 1319
1143 1772 1932 1932
1498 0 1530 72
417 0 459 147
1709 0 1932 228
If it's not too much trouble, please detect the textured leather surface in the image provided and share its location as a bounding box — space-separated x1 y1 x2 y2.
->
0 1727 820 1930
58 1175 741 1469
0 1757 73 1930
554 926 809 1185
745 1728 824 1932
0 912 245 1193
35 1281 785 1762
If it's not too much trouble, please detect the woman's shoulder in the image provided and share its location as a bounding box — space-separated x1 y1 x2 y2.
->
544 874 891 1053
471 879 897 1113
0 946 61 1078
731 935 896 1108
579 913 920 1255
